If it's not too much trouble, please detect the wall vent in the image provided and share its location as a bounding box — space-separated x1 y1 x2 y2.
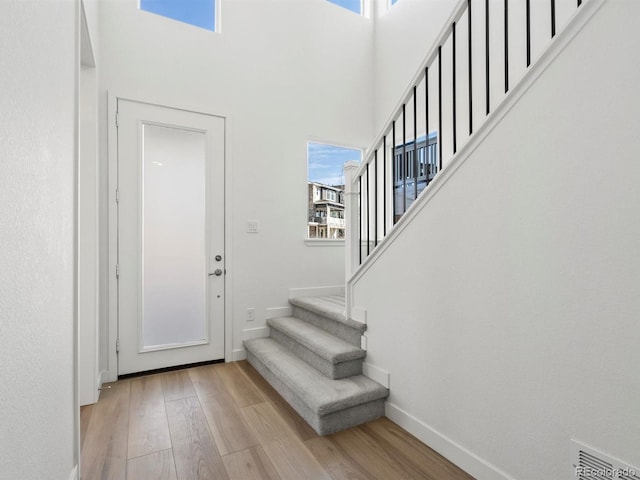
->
571 440 640 480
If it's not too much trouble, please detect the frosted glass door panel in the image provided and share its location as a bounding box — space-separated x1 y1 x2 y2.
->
142 124 207 349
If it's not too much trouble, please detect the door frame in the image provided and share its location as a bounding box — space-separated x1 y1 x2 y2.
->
106 92 234 382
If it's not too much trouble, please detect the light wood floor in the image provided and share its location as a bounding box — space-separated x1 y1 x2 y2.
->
81 360 475 480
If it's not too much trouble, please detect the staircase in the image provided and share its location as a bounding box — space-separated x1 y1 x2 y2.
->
243 295 389 435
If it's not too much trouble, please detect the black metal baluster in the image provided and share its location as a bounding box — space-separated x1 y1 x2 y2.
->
425 66 430 185
374 150 378 248
413 86 418 201
468 0 473 135
526 0 531 67
392 121 397 224
505 0 509 92
485 0 490 115
366 162 370 256
551 0 556 37
438 46 443 171
402 103 407 214
358 175 362 264
452 21 457 154
383 135 387 236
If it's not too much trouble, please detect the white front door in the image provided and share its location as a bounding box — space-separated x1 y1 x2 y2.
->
117 99 225 375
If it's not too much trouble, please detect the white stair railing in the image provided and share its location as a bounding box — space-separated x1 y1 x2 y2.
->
345 0 592 278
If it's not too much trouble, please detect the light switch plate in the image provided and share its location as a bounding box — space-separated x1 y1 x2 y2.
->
247 221 259 233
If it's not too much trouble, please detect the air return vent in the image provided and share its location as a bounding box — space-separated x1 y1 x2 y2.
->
571 440 639 480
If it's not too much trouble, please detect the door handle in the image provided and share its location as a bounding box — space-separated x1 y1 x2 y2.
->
209 269 223 276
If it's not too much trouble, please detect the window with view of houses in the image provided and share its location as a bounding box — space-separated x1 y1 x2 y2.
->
307 142 361 239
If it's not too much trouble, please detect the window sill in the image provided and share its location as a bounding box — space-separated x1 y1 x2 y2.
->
304 238 345 247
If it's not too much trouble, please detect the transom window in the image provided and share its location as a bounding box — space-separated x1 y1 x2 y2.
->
139 0 216 31
326 0 363 15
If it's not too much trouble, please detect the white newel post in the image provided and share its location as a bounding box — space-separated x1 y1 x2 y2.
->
343 160 360 319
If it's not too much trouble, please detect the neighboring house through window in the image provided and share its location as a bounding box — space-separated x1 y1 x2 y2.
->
307 141 361 239
393 132 438 221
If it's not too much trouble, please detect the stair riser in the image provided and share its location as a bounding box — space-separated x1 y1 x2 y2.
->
246 349 385 436
291 305 361 346
318 399 386 436
270 327 362 380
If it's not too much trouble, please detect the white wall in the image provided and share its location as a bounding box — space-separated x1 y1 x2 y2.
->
0 1 78 479
373 0 456 132
352 1 640 479
97 0 374 373
81 0 112 380
82 0 100 52
79 63 100 405
79 0 100 407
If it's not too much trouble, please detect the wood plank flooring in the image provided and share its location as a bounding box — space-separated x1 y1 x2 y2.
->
81 361 475 480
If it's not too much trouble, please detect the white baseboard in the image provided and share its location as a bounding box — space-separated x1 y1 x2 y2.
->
231 324 271 362
234 325 271 362
362 362 390 388
289 285 345 299
385 402 516 480
69 465 78 480
105 367 117 383
243 326 270 340
97 369 107 389
266 306 292 319
231 348 246 361
351 305 367 324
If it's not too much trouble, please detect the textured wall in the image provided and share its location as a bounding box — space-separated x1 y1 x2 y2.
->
353 1 640 479
0 1 78 479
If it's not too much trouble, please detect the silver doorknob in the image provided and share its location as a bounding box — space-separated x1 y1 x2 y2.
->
209 269 223 276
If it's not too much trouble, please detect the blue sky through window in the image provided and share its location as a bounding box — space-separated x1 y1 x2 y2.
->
327 0 362 15
140 0 215 31
308 142 361 187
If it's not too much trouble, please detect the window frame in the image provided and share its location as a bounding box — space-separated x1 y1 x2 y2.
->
306 140 363 244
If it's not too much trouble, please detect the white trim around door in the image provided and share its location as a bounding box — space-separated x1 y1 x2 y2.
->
106 93 234 381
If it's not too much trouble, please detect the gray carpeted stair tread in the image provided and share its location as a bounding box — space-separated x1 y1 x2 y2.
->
244 337 387 416
289 295 366 333
268 316 365 365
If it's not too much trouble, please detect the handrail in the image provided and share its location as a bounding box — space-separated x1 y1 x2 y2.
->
347 0 588 273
